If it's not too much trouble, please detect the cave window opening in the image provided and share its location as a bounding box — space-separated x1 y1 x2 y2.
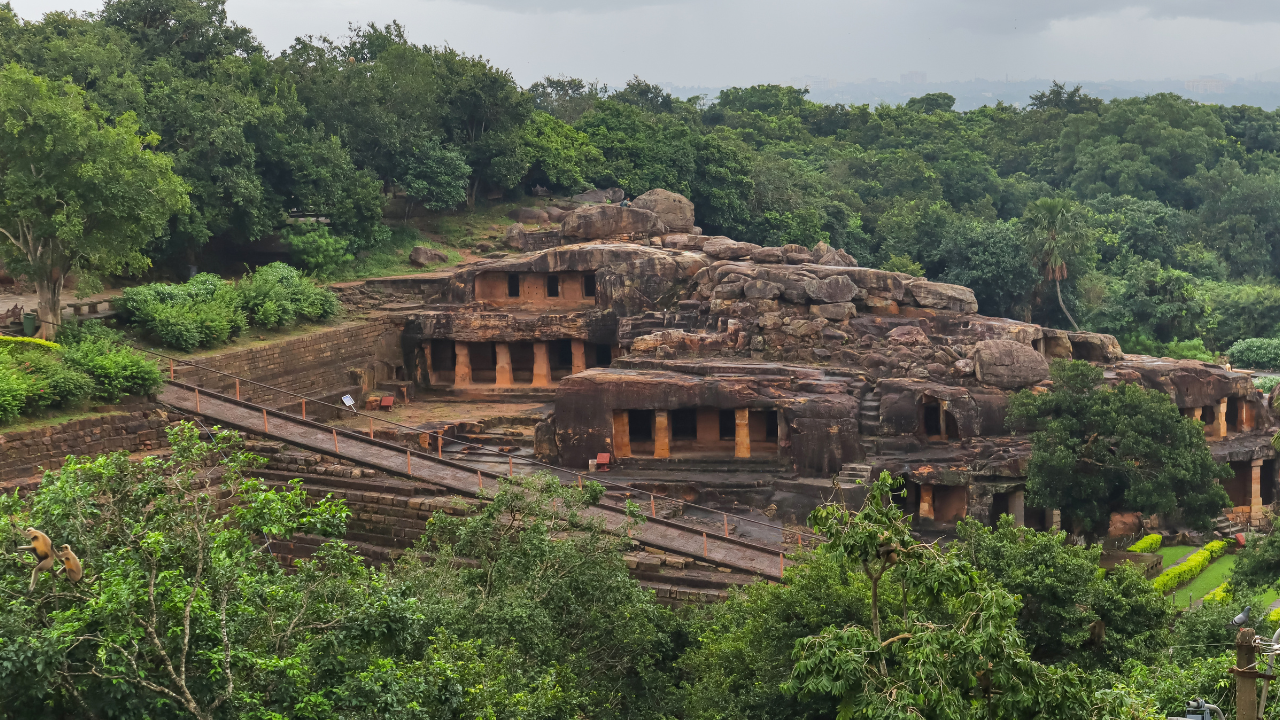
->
547 274 560 297
671 408 697 440
584 274 596 297
507 273 520 297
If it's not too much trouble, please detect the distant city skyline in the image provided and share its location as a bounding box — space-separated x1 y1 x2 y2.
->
7 0 1280 96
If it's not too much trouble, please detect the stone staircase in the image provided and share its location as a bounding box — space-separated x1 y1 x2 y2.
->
859 389 881 435
1215 514 1247 537
837 463 873 485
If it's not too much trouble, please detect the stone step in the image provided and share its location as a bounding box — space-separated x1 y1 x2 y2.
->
455 432 535 448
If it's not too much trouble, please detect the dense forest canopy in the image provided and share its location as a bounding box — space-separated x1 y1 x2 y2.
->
5 0 1280 352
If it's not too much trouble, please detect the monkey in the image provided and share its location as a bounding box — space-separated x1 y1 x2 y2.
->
877 542 901 565
1088 618 1106 645
54 545 82 584
16 527 57 592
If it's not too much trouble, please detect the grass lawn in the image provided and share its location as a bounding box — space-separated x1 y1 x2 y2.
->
1156 545 1197 568
1177 554 1237 603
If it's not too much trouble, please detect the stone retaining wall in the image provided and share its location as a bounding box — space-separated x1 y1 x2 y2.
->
174 318 406 408
0 407 176 483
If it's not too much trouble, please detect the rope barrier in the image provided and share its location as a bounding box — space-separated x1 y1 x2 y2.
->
9 314 827 544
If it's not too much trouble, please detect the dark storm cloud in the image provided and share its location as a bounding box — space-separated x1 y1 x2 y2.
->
932 0 1280 32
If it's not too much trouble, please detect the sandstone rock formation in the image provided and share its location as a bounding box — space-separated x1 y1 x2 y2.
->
409 246 448 267
572 187 625 203
632 189 695 232
973 340 1051 389
561 205 667 240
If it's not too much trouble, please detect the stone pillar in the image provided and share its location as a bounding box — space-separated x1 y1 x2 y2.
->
735 408 751 458
938 400 949 441
1188 407 1202 421
1242 400 1255 433
494 343 513 387
571 340 586 375
1050 509 1061 530
918 484 934 520
612 410 631 458
453 342 472 386
532 342 551 386
1252 459 1265 525
654 410 670 459
1010 490 1025 527
1215 397 1228 438
777 409 788 457
424 343 437 386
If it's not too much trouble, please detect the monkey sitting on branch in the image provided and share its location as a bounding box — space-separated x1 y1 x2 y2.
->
15 527 83 591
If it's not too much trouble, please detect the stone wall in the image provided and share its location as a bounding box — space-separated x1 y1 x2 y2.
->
174 318 406 409
0 407 176 483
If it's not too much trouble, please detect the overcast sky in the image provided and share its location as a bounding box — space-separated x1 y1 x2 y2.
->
8 0 1280 89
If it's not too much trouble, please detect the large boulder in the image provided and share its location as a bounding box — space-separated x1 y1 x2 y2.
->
743 279 783 300
804 275 857 304
632 189 695 232
409 246 448 267
816 248 857 267
702 237 761 260
906 279 978 313
507 207 549 224
572 187 625 203
750 246 786 264
561 205 667 240
973 340 1050 389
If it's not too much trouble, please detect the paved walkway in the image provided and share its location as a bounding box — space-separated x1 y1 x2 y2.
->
160 383 790 579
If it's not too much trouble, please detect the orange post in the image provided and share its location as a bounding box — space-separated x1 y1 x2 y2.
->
263 409 269 433
703 532 708 557
779 553 785 578
301 399 306 420
332 428 339 453
651 495 656 517
169 359 174 379
508 456 513 477
477 469 483 491
724 514 729 537
235 378 240 400
369 418 373 439
194 388 200 413
438 435 442 458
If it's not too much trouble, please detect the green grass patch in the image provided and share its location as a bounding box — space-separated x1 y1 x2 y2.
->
328 225 466 281
1156 545 1196 568
1179 554 1237 601
0 408 120 434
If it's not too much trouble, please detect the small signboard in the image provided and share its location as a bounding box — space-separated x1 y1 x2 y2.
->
341 394 355 410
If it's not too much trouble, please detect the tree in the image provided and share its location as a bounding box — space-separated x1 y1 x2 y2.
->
1008 359 1231 537
1020 197 1091 330
0 64 188 334
396 133 469 217
956 515 1172 671
1029 81 1103 114
783 472 1155 720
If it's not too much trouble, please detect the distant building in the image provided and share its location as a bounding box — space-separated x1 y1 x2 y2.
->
901 71 926 84
1185 77 1230 93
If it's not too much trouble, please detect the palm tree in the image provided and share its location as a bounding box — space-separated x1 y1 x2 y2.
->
1020 197 1088 331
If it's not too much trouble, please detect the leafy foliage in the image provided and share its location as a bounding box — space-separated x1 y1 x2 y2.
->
1128 533 1163 553
1227 337 1280 370
1009 360 1231 535
1151 540 1228 594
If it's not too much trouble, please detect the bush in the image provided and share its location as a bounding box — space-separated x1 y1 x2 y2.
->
61 340 164 403
8 350 94 410
1226 337 1280 370
1128 534 1162 553
55 319 127 346
0 336 59 352
117 263 336 351
1255 375 1280 393
1117 335 1214 361
1202 582 1231 605
0 365 30 423
1152 540 1228 594
284 224 353 275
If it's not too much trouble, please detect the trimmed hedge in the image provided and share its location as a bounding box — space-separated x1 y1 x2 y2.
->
1127 534 1162 553
0 336 59 351
1151 540 1228 594
1227 338 1280 370
1202 582 1231 605
1269 606 1280 623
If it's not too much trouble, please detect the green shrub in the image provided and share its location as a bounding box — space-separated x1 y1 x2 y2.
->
1152 540 1229 594
1118 335 1215 361
8 350 94 410
0 365 30 423
55 319 127 346
1255 375 1280 393
1226 338 1280 370
1128 534 1162 553
118 263 337 350
61 339 164 403
0 336 59 352
284 224 353 275
1202 582 1231 605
